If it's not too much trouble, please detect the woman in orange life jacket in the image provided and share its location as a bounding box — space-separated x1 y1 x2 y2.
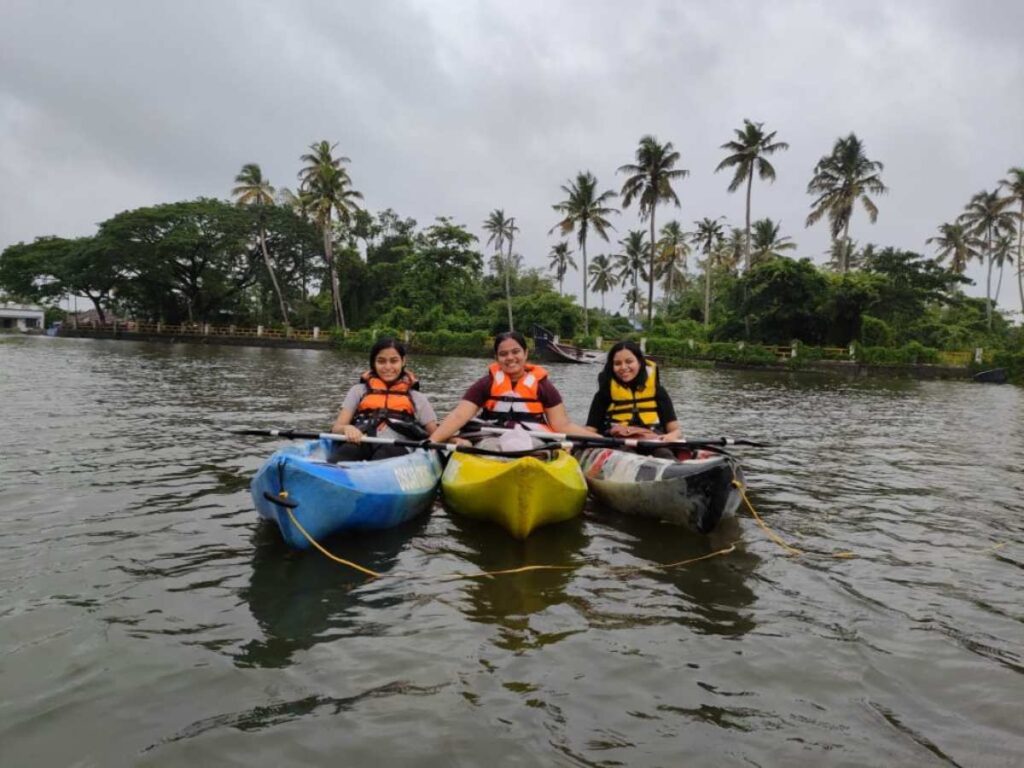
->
329 337 439 462
430 331 594 448
585 340 682 460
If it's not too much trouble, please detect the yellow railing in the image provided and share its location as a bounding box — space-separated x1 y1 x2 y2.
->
68 320 331 342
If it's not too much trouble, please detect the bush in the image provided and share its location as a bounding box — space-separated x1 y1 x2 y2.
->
861 315 894 347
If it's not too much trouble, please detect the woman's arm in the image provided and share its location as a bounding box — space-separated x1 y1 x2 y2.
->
659 420 682 442
429 400 481 443
544 403 598 437
331 407 365 443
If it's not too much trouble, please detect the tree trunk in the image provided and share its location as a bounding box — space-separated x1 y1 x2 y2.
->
1018 201 1024 314
505 235 515 332
324 225 346 331
985 228 993 330
583 246 594 336
842 218 852 273
703 250 712 329
260 225 289 327
744 170 753 273
647 212 656 328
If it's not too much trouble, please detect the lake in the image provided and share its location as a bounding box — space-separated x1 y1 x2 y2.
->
1 335 1021 766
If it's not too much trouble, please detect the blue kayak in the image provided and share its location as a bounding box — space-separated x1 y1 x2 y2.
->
250 439 443 549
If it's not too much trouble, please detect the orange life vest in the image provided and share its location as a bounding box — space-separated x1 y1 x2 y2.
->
480 363 551 430
352 369 420 435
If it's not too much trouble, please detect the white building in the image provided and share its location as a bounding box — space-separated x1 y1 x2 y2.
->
0 302 46 331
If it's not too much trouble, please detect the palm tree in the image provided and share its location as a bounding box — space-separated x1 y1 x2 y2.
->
806 133 887 272
618 135 690 327
547 241 577 296
614 230 647 322
657 220 689 306
992 234 1015 305
926 221 982 277
232 163 289 325
551 171 619 335
693 217 725 328
959 189 1016 328
715 120 789 273
587 254 617 312
1000 167 1024 313
298 141 363 330
483 209 518 331
750 218 797 265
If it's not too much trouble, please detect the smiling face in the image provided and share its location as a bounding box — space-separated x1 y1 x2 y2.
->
495 337 528 379
611 348 641 384
373 347 405 383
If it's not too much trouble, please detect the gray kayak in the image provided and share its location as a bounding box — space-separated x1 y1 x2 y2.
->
575 447 744 533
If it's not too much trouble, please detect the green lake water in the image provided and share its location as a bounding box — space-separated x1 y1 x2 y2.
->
1 336 1021 766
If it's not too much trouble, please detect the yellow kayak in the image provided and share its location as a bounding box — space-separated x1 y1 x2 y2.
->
441 449 587 538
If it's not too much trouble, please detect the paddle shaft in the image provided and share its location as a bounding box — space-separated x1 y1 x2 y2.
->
467 425 766 450
234 428 574 457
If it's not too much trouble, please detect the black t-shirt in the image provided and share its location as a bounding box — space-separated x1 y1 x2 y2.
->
585 383 677 432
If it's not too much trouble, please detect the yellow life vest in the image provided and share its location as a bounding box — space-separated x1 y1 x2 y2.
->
606 362 661 427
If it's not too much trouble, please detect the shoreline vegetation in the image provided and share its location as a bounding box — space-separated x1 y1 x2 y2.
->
1 132 1022 385
40 322 1014 383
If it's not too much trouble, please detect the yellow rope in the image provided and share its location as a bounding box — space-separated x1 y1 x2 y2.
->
286 508 382 578
734 480 856 559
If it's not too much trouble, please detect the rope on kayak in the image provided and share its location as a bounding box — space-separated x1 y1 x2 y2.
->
285 508 382 578
734 479 855 559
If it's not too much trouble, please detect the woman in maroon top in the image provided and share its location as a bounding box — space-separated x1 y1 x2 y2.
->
431 331 593 445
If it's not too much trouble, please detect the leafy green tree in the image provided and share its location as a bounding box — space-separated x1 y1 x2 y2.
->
656 220 689 306
551 171 618 336
493 291 581 339
483 209 518 330
806 133 887 271
587 253 617 312
750 218 796 265
547 241 576 296
715 120 789 273
298 141 363 330
740 257 829 344
618 135 689 327
959 189 1016 328
693 217 725 327
822 271 883 345
926 222 981 278
232 163 289 325
614 230 647 322
100 199 257 323
999 167 1024 313
862 247 967 339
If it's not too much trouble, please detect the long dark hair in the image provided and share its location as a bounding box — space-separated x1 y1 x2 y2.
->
369 337 407 376
600 340 648 391
492 330 529 356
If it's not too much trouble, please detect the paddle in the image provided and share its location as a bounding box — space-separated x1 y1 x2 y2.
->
233 428 573 458
462 423 768 451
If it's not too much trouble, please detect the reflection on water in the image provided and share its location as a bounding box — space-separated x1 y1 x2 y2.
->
236 515 430 668
444 514 590 650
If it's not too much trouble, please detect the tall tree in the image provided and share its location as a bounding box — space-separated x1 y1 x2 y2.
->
483 209 518 331
547 241 576 296
657 220 689 305
587 254 617 312
1000 167 1024 313
232 163 289 325
618 135 689 326
750 218 797 265
551 171 618 336
715 119 789 273
959 189 1016 328
693 217 725 328
614 230 647 322
806 133 887 272
926 221 982 278
298 141 363 330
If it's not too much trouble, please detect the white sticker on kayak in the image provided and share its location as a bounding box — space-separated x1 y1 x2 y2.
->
393 464 437 492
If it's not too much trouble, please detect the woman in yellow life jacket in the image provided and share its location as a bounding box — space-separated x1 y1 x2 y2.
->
430 331 593 447
330 338 438 462
585 340 681 459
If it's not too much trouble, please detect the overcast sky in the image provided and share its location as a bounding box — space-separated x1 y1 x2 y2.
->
2 0 1022 317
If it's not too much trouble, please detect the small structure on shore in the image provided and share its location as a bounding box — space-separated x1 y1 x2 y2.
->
0 302 45 332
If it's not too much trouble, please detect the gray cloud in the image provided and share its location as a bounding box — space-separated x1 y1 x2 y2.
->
2 0 1022 315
